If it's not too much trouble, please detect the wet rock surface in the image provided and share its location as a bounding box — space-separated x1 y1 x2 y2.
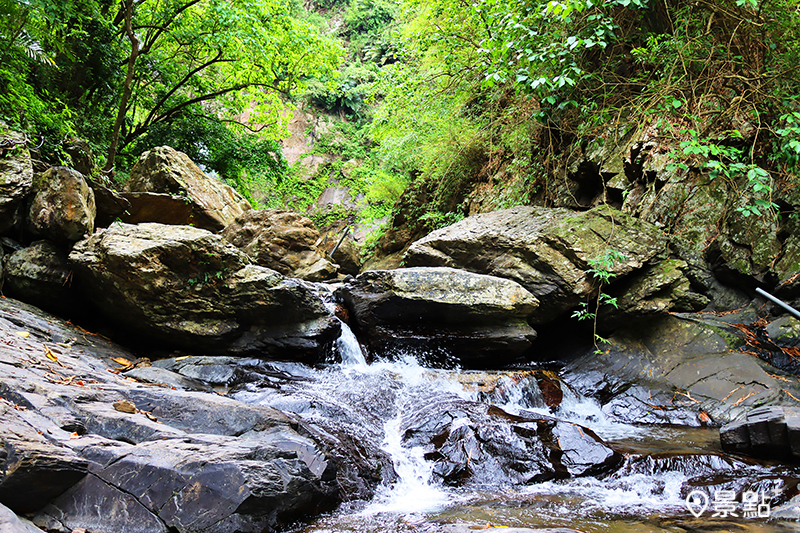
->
336 267 539 367
3 240 76 316
0 297 343 533
563 313 800 426
221 209 338 282
68 222 339 359
720 405 800 461
402 400 621 486
125 146 251 232
404 205 671 323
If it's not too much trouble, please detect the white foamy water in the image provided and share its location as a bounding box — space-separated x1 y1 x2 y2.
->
521 470 689 516
360 415 451 515
335 320 368 368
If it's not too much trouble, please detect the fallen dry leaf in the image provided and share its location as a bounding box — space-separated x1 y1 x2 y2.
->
43 345 60 364
15 331 29 337
112 400 137 414
111 357 132 366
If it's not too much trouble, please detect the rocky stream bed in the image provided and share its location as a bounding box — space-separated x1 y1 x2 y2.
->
4 138 800 532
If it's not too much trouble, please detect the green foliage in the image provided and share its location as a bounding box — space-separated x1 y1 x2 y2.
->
572 249 626 353
344 0 396 35
127 112 288 206
667 129 778 219
306 63 378 118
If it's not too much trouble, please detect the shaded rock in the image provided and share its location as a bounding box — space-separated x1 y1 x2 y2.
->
118 191 194 227
69 222 339 360
0 297 344 532
0 404 89 514
404 205 667 323
123 366 212 392
27 167 95 243
152 356 240 386
720 406 800 461
0 502 46 533
0 130 33 236
90 183 131 229
326 232 361 276
36 433 337 533
125 146 250 232
600 259 709 326
336 267 539 367
221 209 338 282
3 241 75 316
563 313 800 425
765 316 800 347
63 137 95 178
402 399 620 486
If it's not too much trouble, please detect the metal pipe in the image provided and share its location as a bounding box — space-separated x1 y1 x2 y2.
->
755 287 800 320
330 226 350 258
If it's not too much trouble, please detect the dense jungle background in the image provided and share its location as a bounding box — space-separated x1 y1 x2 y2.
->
3 0 800 271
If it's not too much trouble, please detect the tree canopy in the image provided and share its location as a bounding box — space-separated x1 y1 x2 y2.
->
0 0 342 173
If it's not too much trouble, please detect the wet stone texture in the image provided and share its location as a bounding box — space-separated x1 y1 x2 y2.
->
563 313 800 426
721 405 800 461
401 399 621 486
336 267 539 367
0 297 344 533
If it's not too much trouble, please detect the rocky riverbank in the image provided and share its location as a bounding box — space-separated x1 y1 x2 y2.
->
3 131 800 531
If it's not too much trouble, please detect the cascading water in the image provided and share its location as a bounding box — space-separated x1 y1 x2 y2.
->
231 320 800 533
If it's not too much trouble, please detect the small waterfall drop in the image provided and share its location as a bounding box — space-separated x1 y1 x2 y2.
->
361 414 451 515
319 285 367 368
335 319 368 368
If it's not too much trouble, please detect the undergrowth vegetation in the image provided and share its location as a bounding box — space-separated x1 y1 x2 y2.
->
367 0 800 238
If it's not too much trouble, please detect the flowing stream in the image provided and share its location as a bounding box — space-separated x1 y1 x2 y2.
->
232 320 800 533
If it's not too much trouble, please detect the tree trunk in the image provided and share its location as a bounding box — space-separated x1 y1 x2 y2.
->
104 0 139 173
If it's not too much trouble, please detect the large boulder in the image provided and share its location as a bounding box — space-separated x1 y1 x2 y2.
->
27 166 96 243
336 267 539 367
124 146 251 231
404 205 669 323
0 297 341 532
68 222 339 360
720 405 800 461
0 131 33 235
3 240 75 316
221 209 338 281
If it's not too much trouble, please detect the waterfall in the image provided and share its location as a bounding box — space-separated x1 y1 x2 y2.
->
335 319 367 368
318 284 367 367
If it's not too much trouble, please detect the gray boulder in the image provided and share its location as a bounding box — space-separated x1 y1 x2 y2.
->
27 167 95 243
0 503 46 533
3 240 74 315
221 209 338 282
125 146 251 232
0 131 33 236
0 297 341 533
404 205 668 323
68 222 339 360
336 267 539 367
401 398 620 486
